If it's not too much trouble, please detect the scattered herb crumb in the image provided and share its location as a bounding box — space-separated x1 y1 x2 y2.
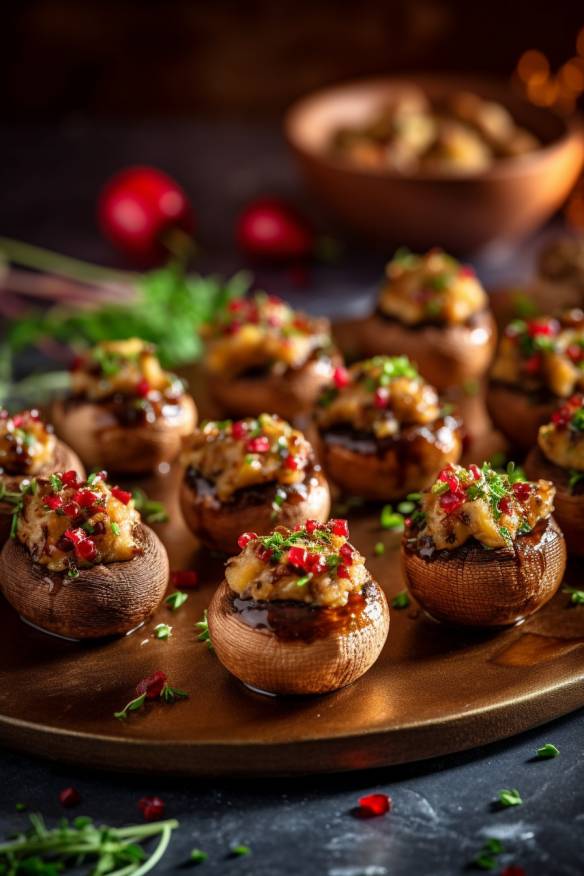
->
374 542 385 556
497 788 523 808
165 590 189 611
195 610 214 651
131 489 169 524
536 743 559 759
154 623 172 640
391 591 410 610
563 586 584 605
230 844 251 857
380 504 404 531
190 848 208 864
14 803 26 812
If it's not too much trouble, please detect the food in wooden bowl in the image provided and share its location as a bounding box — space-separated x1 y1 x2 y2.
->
202 293 341 420
314 355 462 501
208 519 389 695
285 75 584 252
359 248 496 390
180 413 330 554
0 470 168 639
0 409 85 545
487 309 584 451
525 394 584 556
401 462 566 627
52 338 197 474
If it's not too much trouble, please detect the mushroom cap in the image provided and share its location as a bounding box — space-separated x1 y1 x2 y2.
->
525 446 584 557
205 355 338 421
0 439 85 547
51 394 197 474
208 578 389 695
316 418 462 501
180 465 331 554
401 516 566 627
0 523 169 639
359 308 496 391
486 383 556 452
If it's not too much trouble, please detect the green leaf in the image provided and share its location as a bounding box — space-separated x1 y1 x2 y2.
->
165 590 188 611
190 848 208 864
380 505 404 530
536 743 559 759
497 788 522 807
391 591 410 610
154 623 172 640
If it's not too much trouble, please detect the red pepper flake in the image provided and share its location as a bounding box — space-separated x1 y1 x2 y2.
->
256 545 273 563
512 482 531 502
136 378 151 398
63 528 85 547
43 495 63 510
332 365 350 389
231 420 248 440
61 470 79 488
357 793 391 817
498 496 513 515
331 518 349 538
246 436 270 453
284 454 300 471
337 564 350 579
62 501 81 519
305 519 321 534
170 569 199 588
138 796 165 821
288 546 309 570
307 553 326 575
237 531 258 549
136 670 168 700
112 486 132 505
373 387 389 409
340 543 354 565
439 491 466 514
58 787 81 808
74 489 100 508
468 464 481 481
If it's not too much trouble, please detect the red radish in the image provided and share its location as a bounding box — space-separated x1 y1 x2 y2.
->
236 198 313 262
98 166 194 264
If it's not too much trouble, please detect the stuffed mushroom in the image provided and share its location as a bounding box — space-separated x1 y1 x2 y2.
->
314 355 462 501
52 338 197 474
203 293 341 420
401 462 566 627
180 413 330 553
359 248 496 390
0 469 168 638
208 519 389 695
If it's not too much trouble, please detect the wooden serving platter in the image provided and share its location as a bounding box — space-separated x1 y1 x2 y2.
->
1 353 584 777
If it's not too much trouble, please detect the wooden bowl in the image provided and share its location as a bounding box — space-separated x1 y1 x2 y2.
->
208 578 389 695
52 394 197 475
316 417 462 501
486 383 557 452
180 465 331 554
285 75 584 252
359 309 497 391
0 439 85 546
525 446 584 557
401 516 566 627
0 524 168 639
205 356 337 421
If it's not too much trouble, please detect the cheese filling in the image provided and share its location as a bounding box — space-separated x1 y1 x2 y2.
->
0 409 56 476
538 394 584 472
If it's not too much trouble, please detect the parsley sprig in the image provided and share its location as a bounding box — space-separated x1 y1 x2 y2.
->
114 683 187 720
195 610 213 651
131 490 168 525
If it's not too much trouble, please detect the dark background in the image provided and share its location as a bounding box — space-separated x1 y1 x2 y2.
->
2 0 583 121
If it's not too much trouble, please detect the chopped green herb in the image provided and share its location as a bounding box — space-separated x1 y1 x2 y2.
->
380 505 404 530
160 684 188 704
374 542 385 556
230 844 251 857
536 743 559 759
397 500 415 514
66 566 79 580
497 788 522 808
195 610 213 651
114 693 147 720
14 803 27 812
391 591 410 610
190 848 208 864
296 573 313 588
563 586 584 605
568 469 584 493
49 474 63 492
472 837 504 870
154 623 172 640
131 489 169 524
110 521 121 536
165 590 188 611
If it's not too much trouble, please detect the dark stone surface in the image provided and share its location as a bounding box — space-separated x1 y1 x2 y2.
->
0 122 581 874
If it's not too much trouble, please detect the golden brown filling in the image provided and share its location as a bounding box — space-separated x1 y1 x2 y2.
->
0 410 56 476
226 520 367 608
408 463 554 551
71 338 183 403
378 248 487 327
538 394 584 472
316 356 440 439
491 310 584 397
329 89 539 174
203 293 334 378
16 470 140 575
182 414 313 502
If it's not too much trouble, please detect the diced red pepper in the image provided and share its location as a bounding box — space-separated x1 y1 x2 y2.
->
58 787 81 808
61 470 79 488
337 564 350 579
138 796 165 821
512 482 532 502
468 464 481 481
170 570 199 588
330 518 349 538
373 387 389 409
284 454 300 471
498 496 513 515
358 793 391 817
305 519 320 534
567 344 584 363
332 365 350 389
458 265 475 278
256 545 273 563
76 538 97 561
62 501 81 519
439 491 465 514
136 670 167 700
112 486 132 505
524 353 542 375
237 531 258 549
288 546 309 570
63 528 86 546
438 466 460 493
527 317 559 337
136 378 151 398
43 495 63 510
74 489 100 508
340 542 354 565
306 553 326 575
246 436 270 453
231 420 248 440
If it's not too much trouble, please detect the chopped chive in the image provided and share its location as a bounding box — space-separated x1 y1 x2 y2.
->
497 788 522 807
110 521 121 536
190 848 208 864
